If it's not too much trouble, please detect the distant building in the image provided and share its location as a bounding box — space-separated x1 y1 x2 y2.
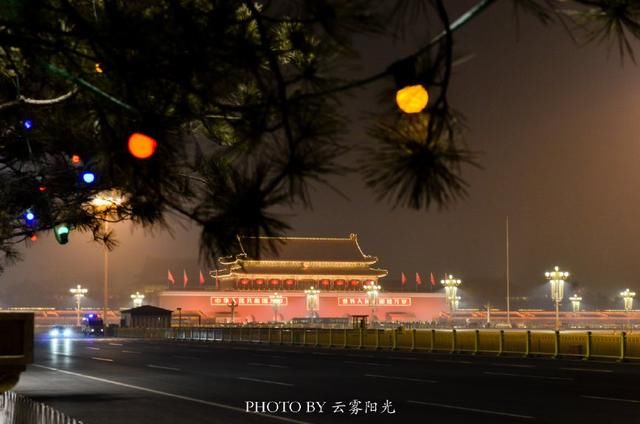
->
158 234 447 323
120 305 172 328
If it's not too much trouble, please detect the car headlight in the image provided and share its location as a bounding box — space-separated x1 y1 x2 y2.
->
63 328 72 337
49 329 60 337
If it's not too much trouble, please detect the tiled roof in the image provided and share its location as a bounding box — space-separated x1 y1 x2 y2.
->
235 234 374 262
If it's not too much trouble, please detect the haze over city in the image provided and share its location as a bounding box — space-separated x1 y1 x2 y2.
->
1 1 639 311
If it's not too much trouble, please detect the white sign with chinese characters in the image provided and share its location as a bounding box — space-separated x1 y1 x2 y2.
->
337 297 411 306
210 296 288 306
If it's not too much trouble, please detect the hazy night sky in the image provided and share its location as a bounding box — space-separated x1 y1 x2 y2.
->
2 2 640 310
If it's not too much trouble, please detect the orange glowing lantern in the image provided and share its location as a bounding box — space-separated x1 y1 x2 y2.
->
71 154 81 164
395 84 429 114
95 63 104 74
127 132 158 159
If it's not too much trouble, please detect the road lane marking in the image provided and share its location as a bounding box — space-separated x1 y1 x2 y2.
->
484 371 572 381
33 365 309 424
408 400 534 419
86 347 101 350
490 363 535 368
560 367 612 373
237 377 294 387
432 359 473 364
582 395 640 404
147 364 181 372
108 343 123 346
122 350 141 354
90 357 113 362
365 374 436 384
344 361 390 367
247 362 288 369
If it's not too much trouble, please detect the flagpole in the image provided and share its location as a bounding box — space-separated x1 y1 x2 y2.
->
506 216 511 328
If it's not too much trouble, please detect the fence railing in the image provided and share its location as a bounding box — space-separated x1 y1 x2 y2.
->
115 327 640 361
0 392 83 424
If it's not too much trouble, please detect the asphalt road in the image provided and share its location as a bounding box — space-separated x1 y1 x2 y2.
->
13 335 640 423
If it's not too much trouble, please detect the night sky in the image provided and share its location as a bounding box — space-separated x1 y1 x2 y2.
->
2 2 639 311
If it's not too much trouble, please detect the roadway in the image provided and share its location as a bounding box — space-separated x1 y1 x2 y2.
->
13 335 640 423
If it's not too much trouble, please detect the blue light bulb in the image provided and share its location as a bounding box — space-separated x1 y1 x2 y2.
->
22 119 33 130
82 172 95 184
25 211 35 221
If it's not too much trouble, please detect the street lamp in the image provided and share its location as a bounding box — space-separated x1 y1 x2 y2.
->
270 293 283 323
130 291 145 308
363 281 381 321
69 284 88 326
440 275 462 315
453 295 461 312
89 191 124 325
545 266 569 330
227 299 238 324
569 294 582 314
304 286 320 318
620 289 635 330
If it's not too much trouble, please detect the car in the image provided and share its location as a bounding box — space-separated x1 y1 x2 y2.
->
82 313 105 336
49 325 73 338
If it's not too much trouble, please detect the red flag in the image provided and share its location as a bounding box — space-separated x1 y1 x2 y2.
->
401 272 407 286
199 270 205 286
167 270 175 286
430 272 436 287
183 270 189 288
416 272 423 285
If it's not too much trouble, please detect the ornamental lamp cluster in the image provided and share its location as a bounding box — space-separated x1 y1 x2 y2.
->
440 275 462 313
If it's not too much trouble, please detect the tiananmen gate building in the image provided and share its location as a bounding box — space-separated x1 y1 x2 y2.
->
158 234 447 323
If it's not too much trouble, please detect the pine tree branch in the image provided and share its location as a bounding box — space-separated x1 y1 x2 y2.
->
0 88 78 111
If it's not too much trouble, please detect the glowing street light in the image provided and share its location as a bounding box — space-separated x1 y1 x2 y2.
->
621 288 635 312
363 281 381 321
620 289 635 331
69 284 88 326
441 275 462 315
304 286 320 318
545 266 569 330
270 293 283 323
90 191 124 325
569 294 582 314
130 291 145 308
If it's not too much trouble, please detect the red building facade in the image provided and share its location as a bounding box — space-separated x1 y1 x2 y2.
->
157 234 447 323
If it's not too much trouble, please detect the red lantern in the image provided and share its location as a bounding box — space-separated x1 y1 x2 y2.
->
270 279 280 286
255 279 264 285
351 280 360 286
335 279 345 286
240 279 249 285
286 279 295 286
320 279 330 286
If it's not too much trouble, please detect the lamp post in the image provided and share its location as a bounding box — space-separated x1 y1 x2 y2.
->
620 288 635 331
569 294 582 314
304 286 320 318
270 293 283 323
453 295 461 312
545 266 569 331
176 307 182 329
440 275 462 317
90 191 123 326
227 299 237 324
130 291 145 308
363 281 381 322
69 284 88 326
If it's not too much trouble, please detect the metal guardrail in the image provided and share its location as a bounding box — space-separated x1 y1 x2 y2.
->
115 327 640 361
0 392 83 424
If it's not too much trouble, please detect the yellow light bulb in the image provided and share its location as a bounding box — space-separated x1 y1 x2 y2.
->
395 84 429 113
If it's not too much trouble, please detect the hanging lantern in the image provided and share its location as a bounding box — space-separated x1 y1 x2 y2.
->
71 154 82 165
395 84 429 114
128 132 158 159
